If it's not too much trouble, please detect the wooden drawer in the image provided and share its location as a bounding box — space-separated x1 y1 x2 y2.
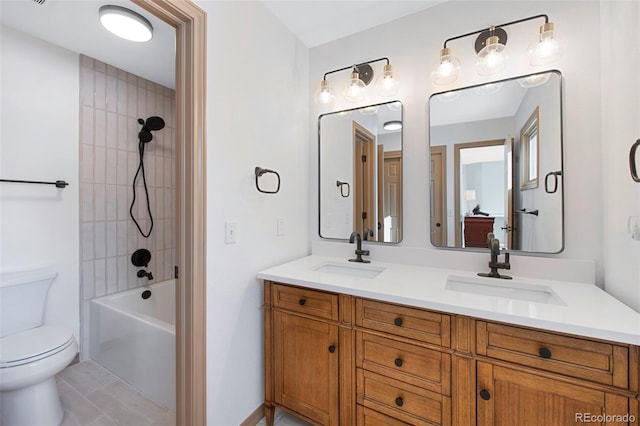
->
357 369 451 425
357 405 411 426
477 321 630 388
356 331 450 395
272 284 338 321
356 299 450 347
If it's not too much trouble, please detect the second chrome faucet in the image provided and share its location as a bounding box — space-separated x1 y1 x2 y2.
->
349 231 370 263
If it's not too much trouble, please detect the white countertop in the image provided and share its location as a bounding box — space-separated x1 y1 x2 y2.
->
258 255 640 346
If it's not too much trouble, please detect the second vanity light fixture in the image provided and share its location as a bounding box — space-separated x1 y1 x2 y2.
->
317 57 400 104
432 14 561 85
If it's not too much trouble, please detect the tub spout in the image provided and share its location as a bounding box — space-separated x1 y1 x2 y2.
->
137 270 153 280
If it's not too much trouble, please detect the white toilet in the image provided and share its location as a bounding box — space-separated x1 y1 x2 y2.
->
0 270 78 426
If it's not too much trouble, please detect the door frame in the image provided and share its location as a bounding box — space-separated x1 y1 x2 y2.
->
454 139 504 247
352 122 376 238
132 1 207 424
430 145 447 246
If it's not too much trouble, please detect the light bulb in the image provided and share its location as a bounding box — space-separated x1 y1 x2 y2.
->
316 79 333 105
432 48 460 85
529 22 561 66
343 71 366 102
476 36 507 76
376 64 400 97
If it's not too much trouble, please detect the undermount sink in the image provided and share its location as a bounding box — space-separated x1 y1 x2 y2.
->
312 262 385 279
445 275 565 305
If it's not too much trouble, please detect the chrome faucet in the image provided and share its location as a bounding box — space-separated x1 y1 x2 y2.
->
349 231 370 263
478 233 512 279
137 269 154 280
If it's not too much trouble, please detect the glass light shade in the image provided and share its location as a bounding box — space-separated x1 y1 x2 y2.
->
474 82 503 95
316 79 333 105
376 64 400 97
529 23 562 66
432 48 460 85
476 36 508 75
343 71 366 102
360 105 379 115
99 5 153 42
518 72 551 88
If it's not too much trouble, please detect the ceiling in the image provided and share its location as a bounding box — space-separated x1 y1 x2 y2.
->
0 0 445 90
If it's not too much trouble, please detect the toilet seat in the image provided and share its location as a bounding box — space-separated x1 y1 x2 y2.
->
0 326 74 368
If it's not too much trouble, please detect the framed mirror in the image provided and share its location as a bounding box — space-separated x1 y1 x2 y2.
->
429 71 563 253
319 101 403 243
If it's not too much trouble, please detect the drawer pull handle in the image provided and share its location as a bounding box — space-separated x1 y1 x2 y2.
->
328 345 336 353
298 298 306 306
394 358 403 367
393 317 403 326
395 397 404 407
538 347 552 359
479 389 491 400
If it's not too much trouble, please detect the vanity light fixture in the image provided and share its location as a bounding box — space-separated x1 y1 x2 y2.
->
317 57 400 104
383 120 402 131
431 14 561 85
99 5 153 42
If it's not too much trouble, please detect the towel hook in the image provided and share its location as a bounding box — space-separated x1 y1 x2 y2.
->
255 167 280 194
336 180 350 197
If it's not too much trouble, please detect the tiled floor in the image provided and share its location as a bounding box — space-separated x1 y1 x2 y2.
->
56 360 175 426
256 412 311 426
57 360 309 426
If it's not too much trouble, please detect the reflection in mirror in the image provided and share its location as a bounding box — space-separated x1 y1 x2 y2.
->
429 71 563 253
319 101 403 243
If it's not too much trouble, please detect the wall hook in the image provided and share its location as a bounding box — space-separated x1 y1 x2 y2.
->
255 167 280 194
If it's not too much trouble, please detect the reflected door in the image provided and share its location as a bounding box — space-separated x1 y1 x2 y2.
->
430 146 446 246
353 122 376 239
383 150 402 243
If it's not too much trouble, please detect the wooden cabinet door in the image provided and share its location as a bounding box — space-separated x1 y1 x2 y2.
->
273 311 339 425
476 362 632 426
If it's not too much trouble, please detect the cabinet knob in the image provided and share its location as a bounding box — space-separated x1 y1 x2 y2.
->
538 347 552 359
298 298 306 306
394 358 403 367
479 389 491 400
328 345 336 353
395 397 404 407
393 317 403 326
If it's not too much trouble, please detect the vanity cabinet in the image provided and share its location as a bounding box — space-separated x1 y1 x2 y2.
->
264 282 352 426
474 321 638 426
264 281 639 426
355 299 452 425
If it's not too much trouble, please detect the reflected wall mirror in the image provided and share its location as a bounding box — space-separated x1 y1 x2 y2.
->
429 71 563 253
319 101 403 243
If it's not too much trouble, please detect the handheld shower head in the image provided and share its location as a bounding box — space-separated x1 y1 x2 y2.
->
137 116 165 142
145 116 165 131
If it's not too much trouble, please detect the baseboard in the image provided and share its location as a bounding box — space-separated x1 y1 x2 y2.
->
240 404 264 426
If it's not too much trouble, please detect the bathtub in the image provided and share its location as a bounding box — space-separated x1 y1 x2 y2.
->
90 280 175 412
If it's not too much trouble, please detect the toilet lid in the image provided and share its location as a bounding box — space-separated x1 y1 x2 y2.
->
0 326 74 367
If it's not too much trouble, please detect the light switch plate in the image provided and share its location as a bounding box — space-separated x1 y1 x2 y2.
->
225 221 237 244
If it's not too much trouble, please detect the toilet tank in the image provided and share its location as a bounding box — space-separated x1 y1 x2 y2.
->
0 270 58 338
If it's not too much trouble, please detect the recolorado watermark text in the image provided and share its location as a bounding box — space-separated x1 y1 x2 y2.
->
575 412 636 423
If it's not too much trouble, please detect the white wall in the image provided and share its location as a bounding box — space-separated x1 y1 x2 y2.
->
0 26 80 341
601 1 640 311
310 1 609 288
198 1 310 424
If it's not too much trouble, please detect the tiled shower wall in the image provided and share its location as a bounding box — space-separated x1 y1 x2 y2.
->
79 55 175 356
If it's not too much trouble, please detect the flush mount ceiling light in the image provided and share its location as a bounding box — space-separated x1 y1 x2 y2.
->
431 14 561 85
383 120 402 131
316 58 400 105
99 5 153 42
